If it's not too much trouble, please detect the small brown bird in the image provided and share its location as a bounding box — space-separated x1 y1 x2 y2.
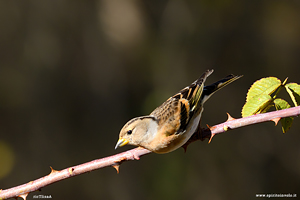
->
115 69 242 153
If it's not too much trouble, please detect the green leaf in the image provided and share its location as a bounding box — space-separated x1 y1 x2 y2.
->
274 98 293 133
274 98 291 110
285 83 300 106
246 77 281 102
242 94 272 117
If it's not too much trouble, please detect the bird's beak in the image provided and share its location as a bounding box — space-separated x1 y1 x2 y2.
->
115 138 129 149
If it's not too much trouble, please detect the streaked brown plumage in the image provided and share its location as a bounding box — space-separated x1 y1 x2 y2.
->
115 69 242 153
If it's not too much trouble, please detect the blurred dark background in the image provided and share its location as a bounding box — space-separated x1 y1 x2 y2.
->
0 0 300 199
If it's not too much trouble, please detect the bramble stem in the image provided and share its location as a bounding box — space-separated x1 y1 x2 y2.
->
1 106 299 199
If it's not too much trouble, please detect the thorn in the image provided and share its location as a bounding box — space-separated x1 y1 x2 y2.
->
271 117 281 126
282 77 288 85
18 193 28 200
49 166 59 175
226 113 236 121
68 167 74 175
206 124 211 129
112 164 120 174
208 133 215 144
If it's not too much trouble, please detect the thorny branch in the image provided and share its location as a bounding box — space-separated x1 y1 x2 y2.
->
1 106 299 199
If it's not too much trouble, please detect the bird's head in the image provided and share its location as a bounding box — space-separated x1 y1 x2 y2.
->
115 116 157 149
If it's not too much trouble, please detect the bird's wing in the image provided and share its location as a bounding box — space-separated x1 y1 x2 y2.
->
150 70 213 136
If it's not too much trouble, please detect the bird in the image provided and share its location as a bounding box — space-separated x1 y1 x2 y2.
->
115 69 242 153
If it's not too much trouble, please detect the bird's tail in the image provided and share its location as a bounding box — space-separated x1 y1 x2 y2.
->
201 74 243 103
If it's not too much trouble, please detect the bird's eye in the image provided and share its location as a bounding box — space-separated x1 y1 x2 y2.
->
127 130 132 135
